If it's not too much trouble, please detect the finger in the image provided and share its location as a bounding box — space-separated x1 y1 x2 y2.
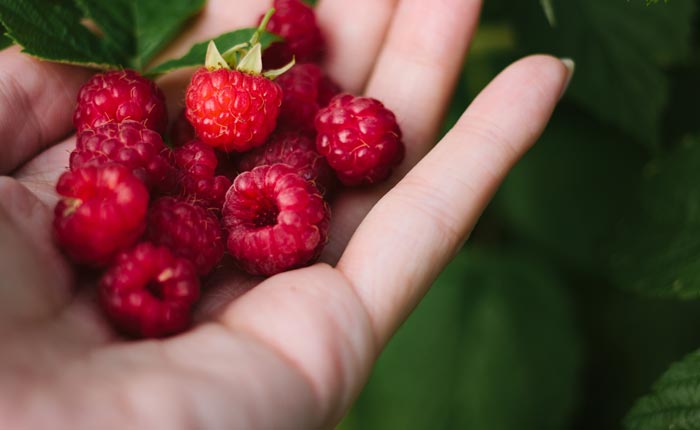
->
337 55 574 345
0 177 73 326
214 264 375 428
365 0 481 164
320 0 481 262
0 47 91 175
316 0 399 93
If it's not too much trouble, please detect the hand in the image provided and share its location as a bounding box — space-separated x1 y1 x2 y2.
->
0 0 572 428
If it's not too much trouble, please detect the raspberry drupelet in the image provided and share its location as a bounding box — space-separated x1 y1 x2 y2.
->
222 164 330 276
275 63 340 133
99 242 200 338
315 94 405 186
261 0 326 69
73 69 167 134
170 139 232 209
238 131 336 195
53 164 149 266
71 121 174 191
147 197 225 275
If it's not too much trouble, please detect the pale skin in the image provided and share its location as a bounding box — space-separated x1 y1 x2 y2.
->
0 0 572 428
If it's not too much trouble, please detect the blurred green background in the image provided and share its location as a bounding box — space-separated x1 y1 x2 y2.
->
341 1 700 429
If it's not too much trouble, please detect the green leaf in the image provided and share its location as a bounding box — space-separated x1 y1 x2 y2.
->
344 248 581 430
497 107 647 272
0 0 205 70
573 280 700 429
133 0 205 69
0 20 11 49
540 0 556 26
611 136 700 299
511 0 696 148
0 0 120 68
75 0 205 70
625 350 700 429
147 29 279 75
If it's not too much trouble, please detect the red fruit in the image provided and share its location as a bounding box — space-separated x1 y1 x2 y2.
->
171 140 233 209
71 121 174 191
238 131 335 195
73 70 167 134
53 165 149 266
223 164 330 276
262 0 325 69
185 68 283 152
276 63 340 132
315 94 405 186
169 109 197 148
147 197 224 275
99 242 200 338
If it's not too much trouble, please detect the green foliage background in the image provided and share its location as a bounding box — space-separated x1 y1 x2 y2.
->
341 0 700 429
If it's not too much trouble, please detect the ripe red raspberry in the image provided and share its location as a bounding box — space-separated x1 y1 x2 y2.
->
185 68 283 152
99 242 200 338
171 140 232 209
147 197 224 275
276 63 340 132
73 70 167 134
71 121 175 191
262 0 325 69
315 94 405 186
169 108 197 147
223 164 330 276
238 131 335 195
53 165 149 266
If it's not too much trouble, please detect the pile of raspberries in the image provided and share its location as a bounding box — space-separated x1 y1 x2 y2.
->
53 0 405 338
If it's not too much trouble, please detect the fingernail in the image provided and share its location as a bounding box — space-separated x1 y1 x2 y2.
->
559 58 575 100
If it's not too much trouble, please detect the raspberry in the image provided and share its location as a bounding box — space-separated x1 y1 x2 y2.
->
185 68 283 152
223 164 330 276
315 94 405 186
73 70 167 134
147 197 224 275
71 121 175 191
169 108 197 148
262 0 325 69
53 165 149 266
276 63 340 132
238 131 335 195
171 140 232 209
99 243 200 338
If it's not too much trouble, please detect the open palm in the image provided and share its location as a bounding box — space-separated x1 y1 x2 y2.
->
0 0 570 428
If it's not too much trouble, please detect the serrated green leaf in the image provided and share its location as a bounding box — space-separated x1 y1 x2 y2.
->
0 0 120 68
133 0 205 69
76 0 205 70
344 248 580 430
0 0 204 70
611 136 700 299
625 350 700 429
511 0 696 148
147 29 279 76
74 0 134 66
497 108 647 272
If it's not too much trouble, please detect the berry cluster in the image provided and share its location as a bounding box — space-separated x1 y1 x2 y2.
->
52 0 405 339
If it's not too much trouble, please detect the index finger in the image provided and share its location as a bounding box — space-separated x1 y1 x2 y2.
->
337 55 574 345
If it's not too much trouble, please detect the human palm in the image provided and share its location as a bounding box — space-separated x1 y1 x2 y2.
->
0 0 571 428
